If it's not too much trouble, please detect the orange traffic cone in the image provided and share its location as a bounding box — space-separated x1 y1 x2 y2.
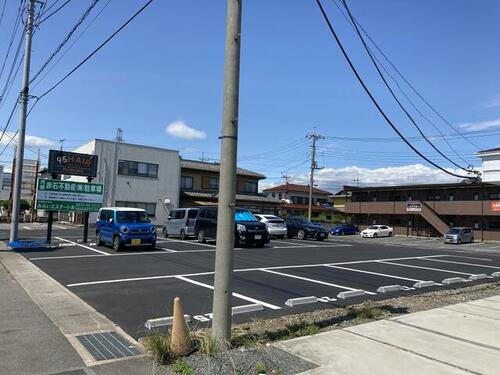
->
170 297 192 355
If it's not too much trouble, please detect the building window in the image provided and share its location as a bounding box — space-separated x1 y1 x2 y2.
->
489 221 500 229
180 176 193 189
474 193 479 201
118 160 158 178
201 176 219 190
449 194 454 201
278 193 282 200
474 221 479 229
272 192 275 198
489 193 500 199
243 182 257 193
115 201 156 217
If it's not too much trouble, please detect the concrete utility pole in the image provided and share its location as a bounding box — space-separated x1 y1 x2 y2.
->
306 130 324 221
212 0 242 343
10 0 36 243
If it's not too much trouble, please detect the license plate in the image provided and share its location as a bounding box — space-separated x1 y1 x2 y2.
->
131 238 141 245
254 235 262 240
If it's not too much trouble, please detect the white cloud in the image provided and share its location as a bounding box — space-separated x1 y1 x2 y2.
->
0 132 54 147
261 164 477 193
483 94 500 108
458 117 500 131
165 120 206 140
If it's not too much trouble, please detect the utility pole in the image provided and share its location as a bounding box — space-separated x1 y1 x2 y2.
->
10 0 36 243
306 130 324 221
212 0 242 343
59 139 66 151
108 128 123 206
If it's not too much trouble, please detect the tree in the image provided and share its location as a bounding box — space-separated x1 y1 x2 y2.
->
20 199 31 212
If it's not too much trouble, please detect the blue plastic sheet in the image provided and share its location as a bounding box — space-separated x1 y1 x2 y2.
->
8 240 48 248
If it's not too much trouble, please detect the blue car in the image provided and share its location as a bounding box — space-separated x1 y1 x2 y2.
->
330 224 358 236
96 207 157 251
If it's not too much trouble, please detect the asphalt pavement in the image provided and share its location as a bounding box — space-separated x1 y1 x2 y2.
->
3 224 500 341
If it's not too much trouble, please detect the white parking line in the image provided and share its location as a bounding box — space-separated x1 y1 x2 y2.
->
22 226 33 230
272 240 305 246
158 238 217 248
54 237 110 256
422 258 500 270
260 268 377 295
324 265 423 282
54 225 67 229
175 276 281 310
64 254 449 287
378 261 475 276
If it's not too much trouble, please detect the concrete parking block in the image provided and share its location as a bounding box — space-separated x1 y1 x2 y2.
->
285 296 318 307
337 290 366 299
441 277 469 285
491 271 500 277
469 274 492 281
376 285 404 293
412 280 439 288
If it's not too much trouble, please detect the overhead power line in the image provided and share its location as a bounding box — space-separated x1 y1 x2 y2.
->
330 0 475 165
330 0 481 151
339 0 469 172
30 0 99 84
37 0 73 25
28 0 156 115
314 0 474 180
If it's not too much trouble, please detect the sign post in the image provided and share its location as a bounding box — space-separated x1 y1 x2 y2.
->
46 150 99 244
36 178 103 243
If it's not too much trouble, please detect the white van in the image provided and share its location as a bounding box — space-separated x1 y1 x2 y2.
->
163 208 199 240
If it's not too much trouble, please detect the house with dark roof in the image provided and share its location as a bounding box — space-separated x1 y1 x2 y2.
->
179 159 281 214
262 183 335 219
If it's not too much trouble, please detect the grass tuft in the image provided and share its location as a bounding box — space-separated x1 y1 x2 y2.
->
192 331 231 356
347 306 384 322
173 358 194 375
144 332 175 365
255 361 267 374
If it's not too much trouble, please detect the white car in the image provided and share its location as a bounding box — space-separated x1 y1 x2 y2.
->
360 225 393 238
254 214 287 239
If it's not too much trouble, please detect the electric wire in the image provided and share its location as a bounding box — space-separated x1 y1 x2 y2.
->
0 0 7 29
339 0 469 172
331 0 481 150
0 0 25 88
28 0 156 116
30 0 99 84
314 0 473 180
32 0 113 89
331 0 474 164
37 0 72 25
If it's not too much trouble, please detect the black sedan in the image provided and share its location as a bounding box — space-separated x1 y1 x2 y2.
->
285 216 328 241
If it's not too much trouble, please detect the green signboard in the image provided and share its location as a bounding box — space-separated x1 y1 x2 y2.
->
35 179 104 212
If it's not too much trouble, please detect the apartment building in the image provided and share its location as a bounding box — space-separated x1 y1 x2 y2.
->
179 159 280 214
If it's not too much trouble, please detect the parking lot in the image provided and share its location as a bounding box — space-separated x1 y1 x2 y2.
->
4 224 500 340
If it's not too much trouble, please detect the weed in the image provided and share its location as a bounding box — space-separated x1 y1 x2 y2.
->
173 358 194 375
144 333 175 365
348 306 384 322
284 321 320 339
255 361 267 374
192 331 230 356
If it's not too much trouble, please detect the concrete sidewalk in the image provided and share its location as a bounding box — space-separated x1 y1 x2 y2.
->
0 252 168 375
276 296 500 375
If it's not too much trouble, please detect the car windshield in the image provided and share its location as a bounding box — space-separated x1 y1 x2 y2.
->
234 209 258 222
447 228 461 234
367 226 380 230
116 211 149 223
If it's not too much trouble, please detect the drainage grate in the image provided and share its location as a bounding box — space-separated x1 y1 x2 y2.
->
76 331 142 361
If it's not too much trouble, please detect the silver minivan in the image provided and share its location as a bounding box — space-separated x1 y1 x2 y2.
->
163 208 199 240
444 227 474 244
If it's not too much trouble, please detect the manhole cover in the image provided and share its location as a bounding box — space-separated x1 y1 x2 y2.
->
76 331 141 361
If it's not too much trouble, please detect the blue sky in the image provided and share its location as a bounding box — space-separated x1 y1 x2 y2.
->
0 0 499 191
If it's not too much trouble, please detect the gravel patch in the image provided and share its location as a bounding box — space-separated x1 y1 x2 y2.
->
179 346 316 375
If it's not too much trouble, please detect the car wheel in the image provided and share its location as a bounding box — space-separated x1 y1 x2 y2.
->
388 232 393 237
96 231 104 246
373 233 378 238
297 229 306 240
113 235 122 251
162 227 168 238
457 239 461 245
150 241 156 249
256 240 266 248
180 230 187 241
197 230 206 243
